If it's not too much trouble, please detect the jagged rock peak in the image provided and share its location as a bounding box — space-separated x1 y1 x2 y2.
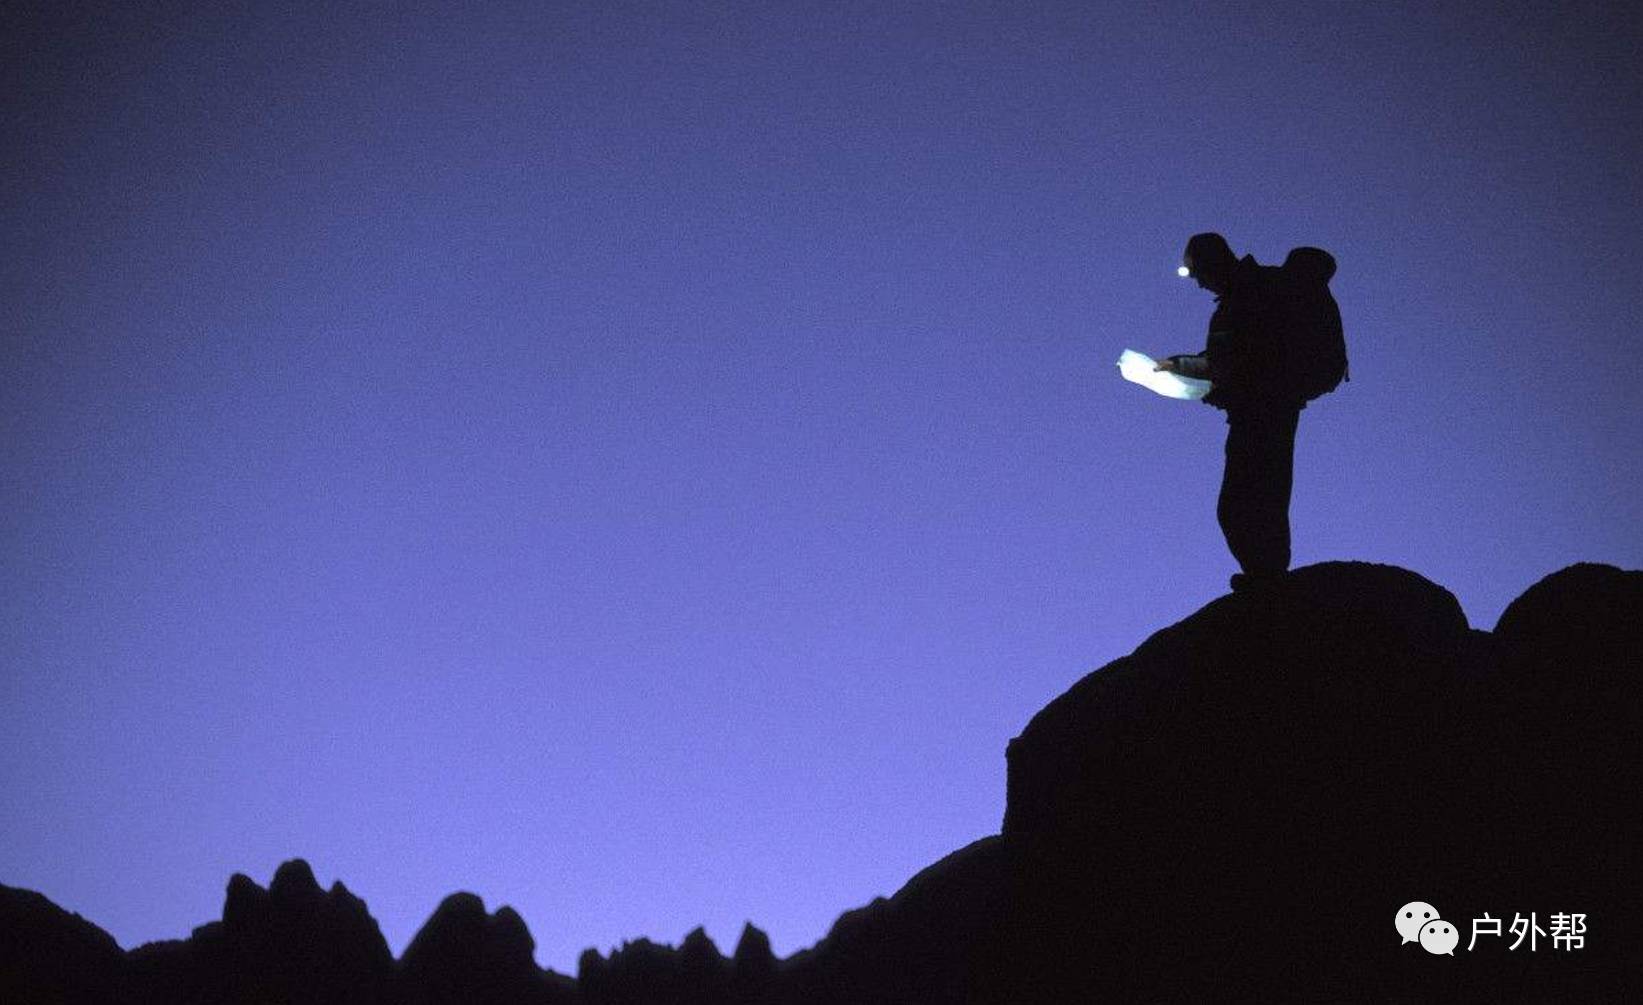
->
680 925 722 961
222 861 383 945
222 872 269 928
577 946 608 982
327 879 373 920
732 921 774 965
491 904 536 958
400 891 540 980
268 859 322 903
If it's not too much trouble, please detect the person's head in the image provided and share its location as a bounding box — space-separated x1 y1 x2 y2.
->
1180 232 1235 294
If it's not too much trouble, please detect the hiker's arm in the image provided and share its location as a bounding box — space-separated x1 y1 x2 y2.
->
1156 354 1212 378
1178 322 1238 381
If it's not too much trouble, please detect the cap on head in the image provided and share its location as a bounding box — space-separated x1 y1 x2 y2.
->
1182 232 1234 277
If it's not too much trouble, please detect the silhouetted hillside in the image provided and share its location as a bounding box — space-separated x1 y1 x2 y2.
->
4 562 1639 1002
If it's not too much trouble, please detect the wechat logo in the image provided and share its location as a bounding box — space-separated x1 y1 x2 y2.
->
1396 901 1457 956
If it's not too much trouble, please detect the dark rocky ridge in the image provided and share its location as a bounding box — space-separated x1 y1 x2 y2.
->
4 561 1639 1002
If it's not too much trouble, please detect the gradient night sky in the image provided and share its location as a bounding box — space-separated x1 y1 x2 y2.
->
5 1 1641 976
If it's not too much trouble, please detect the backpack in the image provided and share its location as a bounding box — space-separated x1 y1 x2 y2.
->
1272 247 1348 402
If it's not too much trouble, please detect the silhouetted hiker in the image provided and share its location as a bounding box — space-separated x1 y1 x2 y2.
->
1155 232 1346 592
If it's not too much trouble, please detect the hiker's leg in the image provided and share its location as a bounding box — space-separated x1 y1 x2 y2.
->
1218 408 1299 575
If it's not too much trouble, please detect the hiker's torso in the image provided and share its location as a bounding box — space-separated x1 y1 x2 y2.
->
1201 256 1302 413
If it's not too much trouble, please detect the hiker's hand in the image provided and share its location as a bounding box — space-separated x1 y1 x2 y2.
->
1153 358 1177 372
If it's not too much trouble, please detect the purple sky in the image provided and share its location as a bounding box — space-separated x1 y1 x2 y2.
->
4 1 1641 976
